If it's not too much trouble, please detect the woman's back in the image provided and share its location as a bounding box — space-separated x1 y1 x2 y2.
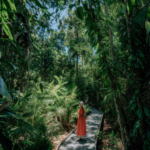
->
78 107 85 116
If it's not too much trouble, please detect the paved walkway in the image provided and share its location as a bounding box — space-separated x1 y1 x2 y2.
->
58 107 103 150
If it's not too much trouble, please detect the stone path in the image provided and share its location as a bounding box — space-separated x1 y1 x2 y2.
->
58 107 103 150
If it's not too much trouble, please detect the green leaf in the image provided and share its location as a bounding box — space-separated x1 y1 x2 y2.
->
101 69 108 76
148 6 150 13
147 6 150 18
143 105 150 117
130 0 135 6
137 106 142 118
115 89 118 97
135 89 139 94
0 59 18 70
133 94 136 101
0 77 12 101
56 8 58 13
131 103 136 110
4 111 25 120
145 21 150 33
127 0 135 13
137 50 144 58
30 0 50 14
92 22 97 32
106 20 114 28
134 63 139 68
4 0 16 12
0 17 13 40
0 0 15 40
121 4 126 13
85 16 92 29
107 0 111 6
143 141 148 150
75 7 84 20
137 57 144 69
83 2 88 11
69 4 76 9
69 40 74 47
133 120 140 136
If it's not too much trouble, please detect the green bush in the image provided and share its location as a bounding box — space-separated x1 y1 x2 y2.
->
26 136 53 150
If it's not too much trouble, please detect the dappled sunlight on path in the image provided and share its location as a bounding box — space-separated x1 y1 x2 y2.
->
58 107 103 150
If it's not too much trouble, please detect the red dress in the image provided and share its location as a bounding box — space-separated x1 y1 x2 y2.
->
77 107 86 136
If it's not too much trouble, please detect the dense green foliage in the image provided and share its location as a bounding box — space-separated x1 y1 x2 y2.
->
1 0 150 150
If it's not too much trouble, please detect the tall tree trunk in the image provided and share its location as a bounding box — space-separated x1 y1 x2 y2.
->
123 1 136 147
105 1 132 146
90 5 131 150
76 54 78 76
106 56 130 150
26 47 30 87
26 32 32 88
82 58 83 77
124 0 145 142
45 63 47 81
104 1 114 59
0 25 2 38
76 31 79 76
20 78 24 92
124 0 131 45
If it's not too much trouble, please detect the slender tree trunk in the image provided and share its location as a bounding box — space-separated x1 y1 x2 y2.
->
124 0 131 45
20 51 26 92
76 54 78 76
82 58 83 77
76 32 79 76
44 54 47 81
20 78 24 92
104 1 132 145
45 66 47 81
108 60 130 150
104 1 114 59
90 5 131 150
26 33 32 87
0 25 2 37
124 0 145 143
123 25 135 150
26 47 30 87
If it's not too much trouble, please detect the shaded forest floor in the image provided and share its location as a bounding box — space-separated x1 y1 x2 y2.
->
100 119 124 150
52 125 76 150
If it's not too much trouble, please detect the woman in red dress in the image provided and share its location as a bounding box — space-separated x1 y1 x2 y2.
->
77 101 86 140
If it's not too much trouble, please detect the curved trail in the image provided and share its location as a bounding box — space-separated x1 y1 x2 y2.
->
57 107 103 150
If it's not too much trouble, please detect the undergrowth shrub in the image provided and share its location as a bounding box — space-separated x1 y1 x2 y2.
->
1 76 90 150
26 137 53 150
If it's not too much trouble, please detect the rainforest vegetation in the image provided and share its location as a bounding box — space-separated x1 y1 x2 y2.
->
0 0 150 150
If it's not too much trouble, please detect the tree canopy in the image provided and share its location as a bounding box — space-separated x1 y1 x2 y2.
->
0 0 150 150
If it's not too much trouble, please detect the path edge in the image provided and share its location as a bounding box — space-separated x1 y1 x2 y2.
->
95 111 104 150
56 112 92 150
